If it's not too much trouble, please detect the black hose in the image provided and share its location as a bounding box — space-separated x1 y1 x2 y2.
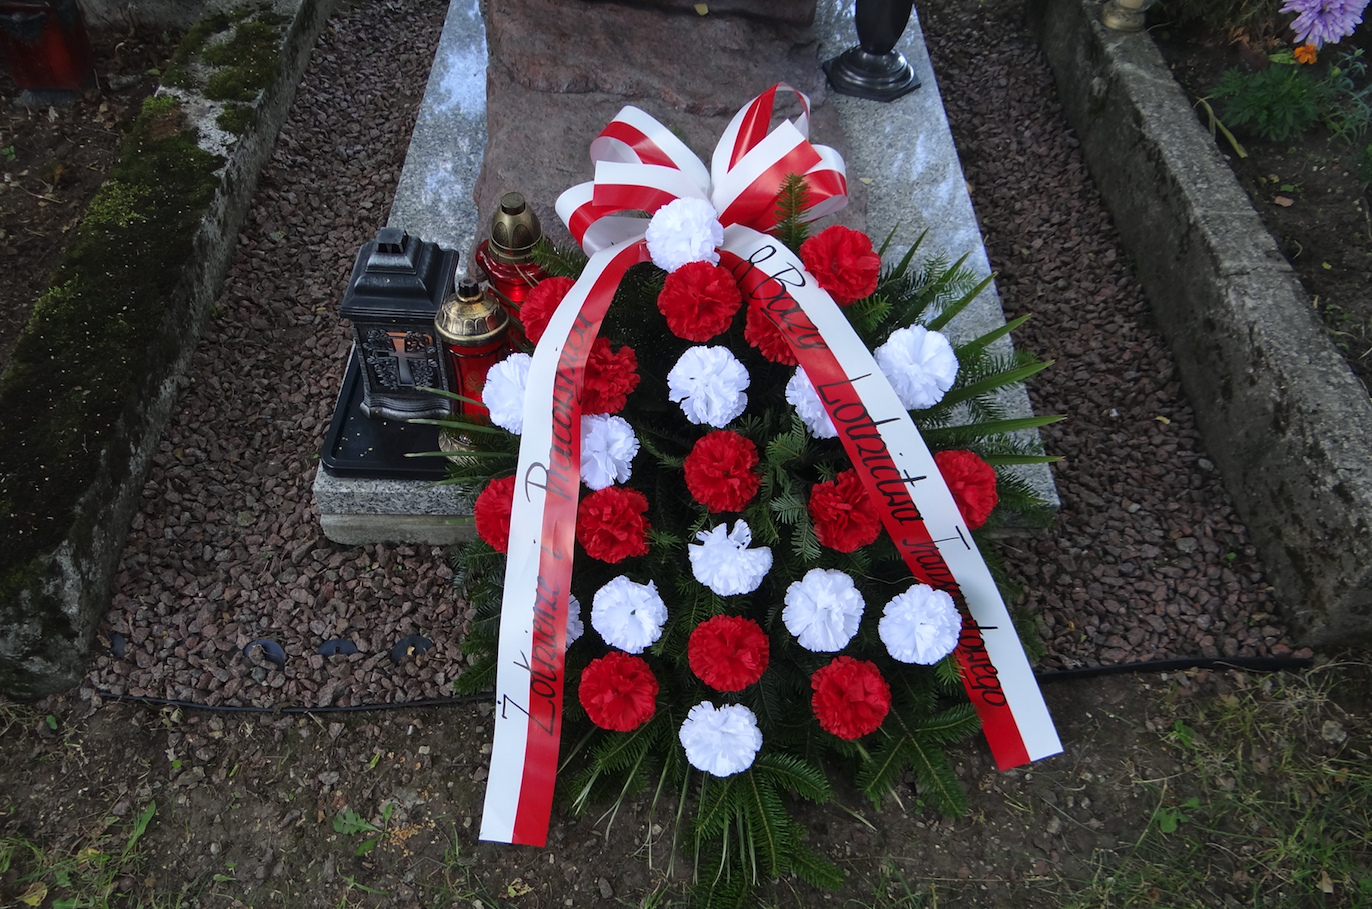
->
93 691 490 715
84 654 1315 715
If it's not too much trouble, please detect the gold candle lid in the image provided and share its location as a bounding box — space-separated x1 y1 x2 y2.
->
435 277 510 347
488 191 543 265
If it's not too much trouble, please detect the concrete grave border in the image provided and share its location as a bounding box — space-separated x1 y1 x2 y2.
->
0 0 337 698
1027 0 1372 645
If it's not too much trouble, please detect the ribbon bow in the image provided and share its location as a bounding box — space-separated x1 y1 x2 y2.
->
555 83 848 256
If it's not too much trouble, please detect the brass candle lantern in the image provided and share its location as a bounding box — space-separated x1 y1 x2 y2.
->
474 191 549 344
434 276 512 423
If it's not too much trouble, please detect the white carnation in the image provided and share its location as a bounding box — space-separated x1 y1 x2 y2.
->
688 521 772 596
874 325 958 411
591 576 667 654
879 584 961 664
784 367 837 439
580 414 639 490
667 346 749 428
678 701 762 777
645 197 723 273
783 568 865 652
482 352 532 434
566 593 584 649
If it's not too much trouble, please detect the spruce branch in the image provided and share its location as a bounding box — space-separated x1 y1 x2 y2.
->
532 236 587 278
772 173 812 254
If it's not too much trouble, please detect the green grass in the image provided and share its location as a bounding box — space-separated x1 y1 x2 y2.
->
1057 661 1372 909
1 802 159 908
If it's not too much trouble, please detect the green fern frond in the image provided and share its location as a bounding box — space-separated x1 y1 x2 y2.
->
648 527 684 557
845 293 892 341
590 723 656 773
694 774 737 839
768 491 806 525
691 874 751 909
959 312 1033 359
765 418 809 467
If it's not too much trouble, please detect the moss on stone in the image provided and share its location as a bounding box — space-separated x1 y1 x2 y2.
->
0 94 222 580
202 19 281 102
83 181 150 227
216 102 254 135
141 94 179 117
162 12 232 88
161 7 285 101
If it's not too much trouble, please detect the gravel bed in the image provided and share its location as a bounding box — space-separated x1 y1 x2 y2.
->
87 0 1307 709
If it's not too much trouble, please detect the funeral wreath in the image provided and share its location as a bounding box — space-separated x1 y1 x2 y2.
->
424 85 1063 908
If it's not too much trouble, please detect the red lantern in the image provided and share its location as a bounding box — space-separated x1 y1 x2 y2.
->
434 277 511 421
0 0 93 94
474 191 548 345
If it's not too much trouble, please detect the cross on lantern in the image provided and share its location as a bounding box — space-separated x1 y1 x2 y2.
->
363 328 438 391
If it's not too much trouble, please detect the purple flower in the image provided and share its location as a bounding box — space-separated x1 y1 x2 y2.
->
1280 0 1369 48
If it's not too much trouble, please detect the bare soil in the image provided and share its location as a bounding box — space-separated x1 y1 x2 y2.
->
0 25 177 374
1155 28 1372 395
5 662 1369 908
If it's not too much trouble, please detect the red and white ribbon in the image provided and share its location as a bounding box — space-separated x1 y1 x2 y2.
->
479 85 1059 846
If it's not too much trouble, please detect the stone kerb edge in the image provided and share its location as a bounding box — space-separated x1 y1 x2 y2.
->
0 0 338 699
1026 0 1372 644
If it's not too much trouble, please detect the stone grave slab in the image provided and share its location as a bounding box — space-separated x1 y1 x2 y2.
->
314 0 1059 544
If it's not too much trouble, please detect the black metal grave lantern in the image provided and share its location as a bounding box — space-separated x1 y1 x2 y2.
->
339 227 459 422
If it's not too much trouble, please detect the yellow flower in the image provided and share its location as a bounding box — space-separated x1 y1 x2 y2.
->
1294 44 1318 64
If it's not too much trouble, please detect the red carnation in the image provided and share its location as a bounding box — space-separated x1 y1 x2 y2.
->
657 260 743 341
473 475 516 553
934 449 999 530
683 431 761 513
581 338 640 415
579 651 658 731
809 469 882 553
799 225 881 306
519 276 575 344
810 656 891 740
688 615 770 691
743 299 799 366
576 486 651 563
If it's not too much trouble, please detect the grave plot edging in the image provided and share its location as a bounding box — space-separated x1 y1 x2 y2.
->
1025 0 1372 645
0 0 338 699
